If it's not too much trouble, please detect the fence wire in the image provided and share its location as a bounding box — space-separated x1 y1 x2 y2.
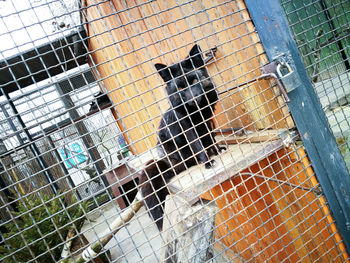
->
0 0 348 262
281 0 350 172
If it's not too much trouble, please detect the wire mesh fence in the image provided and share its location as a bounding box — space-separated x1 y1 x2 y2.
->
280 0 350 171
0 0 348 262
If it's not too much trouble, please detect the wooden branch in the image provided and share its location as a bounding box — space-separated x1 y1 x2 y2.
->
216 129 285 144
312 28 324 82
59 197 143 263
60 228 76 259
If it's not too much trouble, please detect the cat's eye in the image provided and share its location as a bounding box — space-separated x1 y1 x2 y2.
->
192 78 198 85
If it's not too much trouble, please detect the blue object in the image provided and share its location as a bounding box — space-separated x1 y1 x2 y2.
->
245 0 350 248
118 134 129 156
71 142 87 164
59 142 87 169
59 148 75 169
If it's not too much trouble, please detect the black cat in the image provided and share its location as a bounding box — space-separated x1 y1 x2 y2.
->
138 44 224 230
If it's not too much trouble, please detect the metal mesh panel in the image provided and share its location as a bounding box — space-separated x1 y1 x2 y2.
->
0 0 348 262
280 0 350 171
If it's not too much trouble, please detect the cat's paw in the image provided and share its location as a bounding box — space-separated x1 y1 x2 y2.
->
218 146 226 153
205 159 216 169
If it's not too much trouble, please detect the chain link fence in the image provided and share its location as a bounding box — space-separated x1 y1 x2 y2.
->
0 0 348 262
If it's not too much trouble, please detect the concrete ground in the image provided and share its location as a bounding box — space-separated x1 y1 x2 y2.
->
315 71 350 137
314 71 350 170
80 200 243 263
81 201 164 263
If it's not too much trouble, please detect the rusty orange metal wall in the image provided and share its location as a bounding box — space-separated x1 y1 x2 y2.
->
201 148 349 262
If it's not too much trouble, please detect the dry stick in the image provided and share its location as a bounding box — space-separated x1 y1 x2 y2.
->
60 228 76 259
60 163 320 262
59 196 143 263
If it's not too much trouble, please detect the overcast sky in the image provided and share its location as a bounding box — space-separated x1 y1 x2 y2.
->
0 1 124 188
0 0 80 59
0 0 93 149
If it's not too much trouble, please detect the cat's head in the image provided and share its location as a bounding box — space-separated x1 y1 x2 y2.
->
155 44 215 109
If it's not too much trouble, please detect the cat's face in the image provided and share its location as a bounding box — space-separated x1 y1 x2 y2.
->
155 44 214 109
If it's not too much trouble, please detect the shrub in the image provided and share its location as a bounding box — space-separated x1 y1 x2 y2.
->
0 193 89 263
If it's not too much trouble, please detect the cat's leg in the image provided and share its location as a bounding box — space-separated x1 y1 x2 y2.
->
184 127 215 169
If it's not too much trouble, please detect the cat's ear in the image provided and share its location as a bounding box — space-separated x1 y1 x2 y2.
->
188 44 204 68
155 63 172 82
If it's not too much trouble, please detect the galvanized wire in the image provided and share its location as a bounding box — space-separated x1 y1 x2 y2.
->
281 0 350 172
0 0 347 262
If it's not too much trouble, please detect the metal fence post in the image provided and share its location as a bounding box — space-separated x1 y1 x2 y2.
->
0 91 59 195
246 0 350 250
